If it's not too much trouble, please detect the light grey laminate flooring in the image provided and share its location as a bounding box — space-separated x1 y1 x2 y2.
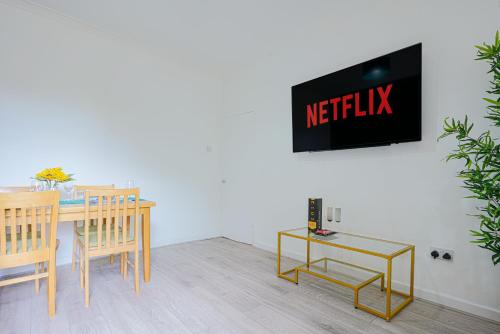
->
1 237 499 334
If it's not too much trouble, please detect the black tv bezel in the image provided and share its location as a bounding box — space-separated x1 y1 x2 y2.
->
291 43 422 153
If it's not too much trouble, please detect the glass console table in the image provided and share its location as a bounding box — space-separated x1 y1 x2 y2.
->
277 227 415 321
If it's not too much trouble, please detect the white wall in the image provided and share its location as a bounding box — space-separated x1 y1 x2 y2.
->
220 0 500 321
0 2 223 267
2 0 500 323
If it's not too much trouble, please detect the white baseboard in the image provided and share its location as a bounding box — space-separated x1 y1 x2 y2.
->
254 241 500 323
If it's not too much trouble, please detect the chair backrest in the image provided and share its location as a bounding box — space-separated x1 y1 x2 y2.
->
74 184 115 191
0 186 31 193
84 188 139 251
0 191 60 268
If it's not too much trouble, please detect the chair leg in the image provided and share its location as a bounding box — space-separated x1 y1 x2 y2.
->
47 259 56 317
80 246 84 289
40 262 46 287
72 221 78 271
120 253 124 275
109 254 115 265
123 252 128 279
134 248 140 295
84 250 90 307
34 262 40 294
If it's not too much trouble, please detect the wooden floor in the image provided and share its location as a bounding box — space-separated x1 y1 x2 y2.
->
1 237 499 334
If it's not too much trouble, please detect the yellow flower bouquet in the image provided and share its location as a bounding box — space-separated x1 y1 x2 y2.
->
34 167 74 190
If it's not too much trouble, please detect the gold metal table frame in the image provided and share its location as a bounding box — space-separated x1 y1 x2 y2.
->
277 228 415 321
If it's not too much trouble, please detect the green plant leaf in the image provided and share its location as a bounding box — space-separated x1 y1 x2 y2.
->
440 31 500 265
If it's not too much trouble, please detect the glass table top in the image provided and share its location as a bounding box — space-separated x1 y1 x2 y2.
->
280 227 412 257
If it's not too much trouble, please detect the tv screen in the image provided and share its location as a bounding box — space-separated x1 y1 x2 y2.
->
291 43 421 152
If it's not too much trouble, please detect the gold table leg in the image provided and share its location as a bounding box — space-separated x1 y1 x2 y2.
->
277 232 281 276
410 246 415 298
277 232 299 284
385 259 392 321
306 238 310 269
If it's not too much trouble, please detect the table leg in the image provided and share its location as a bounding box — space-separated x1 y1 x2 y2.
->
142 209 151 282
306 238 310 269
385 259 392 321
277 232 281 276
410 246 415 298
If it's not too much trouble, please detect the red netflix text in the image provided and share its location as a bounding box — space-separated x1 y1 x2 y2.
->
306 83 393 128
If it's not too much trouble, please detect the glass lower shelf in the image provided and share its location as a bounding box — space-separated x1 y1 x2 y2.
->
293 258 384 290
279 257 410 316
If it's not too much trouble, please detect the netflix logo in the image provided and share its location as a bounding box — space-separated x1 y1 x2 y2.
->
291 43 421 152
306 83 393 128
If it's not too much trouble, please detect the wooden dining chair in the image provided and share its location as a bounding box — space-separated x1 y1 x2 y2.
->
72 185 115 271
77 188 140 306
0 186 58 289
0 191 60 317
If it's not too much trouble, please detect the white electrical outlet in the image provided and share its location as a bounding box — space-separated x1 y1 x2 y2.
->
429 247 454 261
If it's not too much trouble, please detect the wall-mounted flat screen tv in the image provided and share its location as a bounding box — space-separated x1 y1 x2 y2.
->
292 43 421 152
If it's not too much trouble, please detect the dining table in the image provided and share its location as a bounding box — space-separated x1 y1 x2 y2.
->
58 198 156 282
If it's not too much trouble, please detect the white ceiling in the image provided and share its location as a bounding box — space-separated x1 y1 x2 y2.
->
27 0 341 70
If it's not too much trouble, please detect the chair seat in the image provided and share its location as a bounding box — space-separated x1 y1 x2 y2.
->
76 225 131 247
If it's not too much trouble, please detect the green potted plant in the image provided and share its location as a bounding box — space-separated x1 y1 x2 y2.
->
439 32 500 265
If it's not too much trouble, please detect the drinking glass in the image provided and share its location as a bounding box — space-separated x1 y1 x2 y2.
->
63 183 74 200
75 190 85 201
127 180 135 189
31 180 44 192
